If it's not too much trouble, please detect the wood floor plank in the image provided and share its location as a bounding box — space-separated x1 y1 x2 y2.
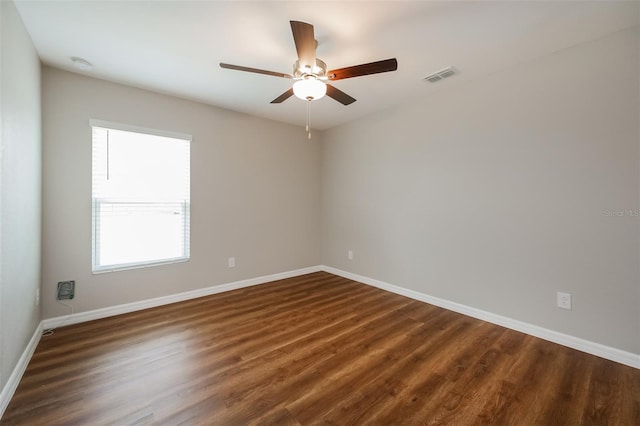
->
2 271 639 425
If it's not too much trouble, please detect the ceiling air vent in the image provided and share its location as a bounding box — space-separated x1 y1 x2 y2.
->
424 66 456 83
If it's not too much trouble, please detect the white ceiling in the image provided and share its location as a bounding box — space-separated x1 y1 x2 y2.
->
14 1 639 130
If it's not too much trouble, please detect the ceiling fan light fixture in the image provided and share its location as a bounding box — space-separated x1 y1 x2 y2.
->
293 77 326 101
293 59 327 78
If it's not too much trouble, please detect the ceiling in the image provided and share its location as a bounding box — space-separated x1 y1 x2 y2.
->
14 1 639 130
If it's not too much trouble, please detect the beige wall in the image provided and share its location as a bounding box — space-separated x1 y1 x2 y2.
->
41 67 321 318
36 21 640 357
0 0 42 390
321 28 640 354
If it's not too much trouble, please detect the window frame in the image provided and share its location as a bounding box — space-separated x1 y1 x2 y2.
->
89 119 192 274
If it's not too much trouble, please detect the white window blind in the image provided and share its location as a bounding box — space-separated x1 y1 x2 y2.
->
91 122 191 273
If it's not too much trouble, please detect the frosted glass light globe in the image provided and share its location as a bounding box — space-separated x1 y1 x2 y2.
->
293 78 326 101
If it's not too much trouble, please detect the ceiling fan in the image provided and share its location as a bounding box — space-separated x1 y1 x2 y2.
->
220 20 398 108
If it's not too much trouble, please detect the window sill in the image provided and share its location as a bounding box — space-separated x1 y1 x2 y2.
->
92 257 190 274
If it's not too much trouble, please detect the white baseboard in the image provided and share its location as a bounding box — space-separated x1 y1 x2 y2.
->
2 266 322 420
6 262 635 421
9 264 555 420
321 265 640 370
0 322 43 419
43 265 322 329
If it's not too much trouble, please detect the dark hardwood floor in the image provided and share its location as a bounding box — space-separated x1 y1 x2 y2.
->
3 272 639 425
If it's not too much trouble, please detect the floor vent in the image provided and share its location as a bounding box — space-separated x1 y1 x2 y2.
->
424 66 456 83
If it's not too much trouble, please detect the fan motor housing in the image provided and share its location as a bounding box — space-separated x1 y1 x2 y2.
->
294 58 327 78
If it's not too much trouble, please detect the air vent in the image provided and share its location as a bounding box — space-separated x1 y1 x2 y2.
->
424 66 456 83
57 280 75 300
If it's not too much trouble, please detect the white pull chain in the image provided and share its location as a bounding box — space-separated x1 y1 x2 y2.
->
306 100 311 139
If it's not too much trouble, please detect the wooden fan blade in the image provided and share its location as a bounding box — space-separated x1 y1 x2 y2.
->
328 58 398 81
270 88 294 104
220 63 293 79
290 21 316 69
326 84 356 105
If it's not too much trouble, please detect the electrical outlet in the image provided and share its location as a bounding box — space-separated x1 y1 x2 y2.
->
228 257 236 268
557 292 572 310
35 288 40 307
348 250 354 260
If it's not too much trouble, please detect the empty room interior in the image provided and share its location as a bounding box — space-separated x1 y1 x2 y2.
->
1 0 639 424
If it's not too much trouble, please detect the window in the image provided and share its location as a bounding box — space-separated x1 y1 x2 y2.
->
91 120 191 273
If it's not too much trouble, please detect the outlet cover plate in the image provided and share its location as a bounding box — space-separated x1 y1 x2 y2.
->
557 292 571 310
